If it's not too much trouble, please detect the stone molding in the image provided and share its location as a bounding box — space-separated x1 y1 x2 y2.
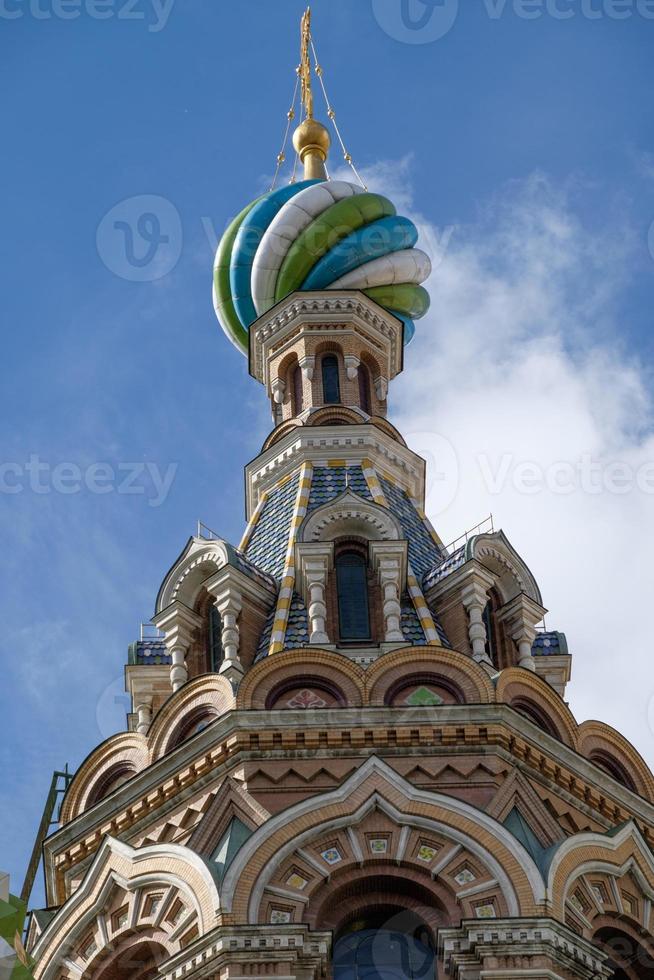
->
157 925 332 980
439 918 611 980
249 291 404 389
244 422 426 517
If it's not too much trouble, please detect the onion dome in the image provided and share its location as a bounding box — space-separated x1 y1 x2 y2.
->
213 171 432 355
212 11 431 356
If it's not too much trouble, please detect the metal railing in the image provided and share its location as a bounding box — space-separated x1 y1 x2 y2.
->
444 515 494 555
140 623 165 642
197 520 222 541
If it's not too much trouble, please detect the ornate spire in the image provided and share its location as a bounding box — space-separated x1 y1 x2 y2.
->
293 7 330 180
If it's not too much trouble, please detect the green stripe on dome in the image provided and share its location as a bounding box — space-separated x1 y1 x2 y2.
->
363 283 431 319
274 193 395 302
213 197 264 353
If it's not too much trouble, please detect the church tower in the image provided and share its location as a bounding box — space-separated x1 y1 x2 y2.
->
26 11 654 980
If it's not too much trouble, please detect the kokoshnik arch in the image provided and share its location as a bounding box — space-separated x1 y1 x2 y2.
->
22 9 654 980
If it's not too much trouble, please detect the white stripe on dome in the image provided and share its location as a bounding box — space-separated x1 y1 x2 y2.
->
328 249 432 291
251 180 363 316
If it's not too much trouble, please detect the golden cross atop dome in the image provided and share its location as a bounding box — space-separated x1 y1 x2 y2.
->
300 6 314 121
293 6 330 180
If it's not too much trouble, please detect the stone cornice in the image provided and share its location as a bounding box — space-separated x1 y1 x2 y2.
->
244 421 427 517
439 917 611 980
249 290 404 388
45 703 654 904
157 924 332 980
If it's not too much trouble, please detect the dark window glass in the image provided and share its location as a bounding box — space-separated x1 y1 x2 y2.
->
322 355 341 404
334 929 435 980
292 364 304 414
336 551 371 641
208 606 223 671
358 364 371 414
482 600 497 666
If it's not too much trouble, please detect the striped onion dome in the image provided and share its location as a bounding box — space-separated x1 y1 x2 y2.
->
213 176 432 355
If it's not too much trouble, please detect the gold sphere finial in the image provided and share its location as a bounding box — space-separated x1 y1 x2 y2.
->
293 118 330 180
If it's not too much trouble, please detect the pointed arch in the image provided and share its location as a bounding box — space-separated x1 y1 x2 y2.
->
220 755 546 922
31 837 220 980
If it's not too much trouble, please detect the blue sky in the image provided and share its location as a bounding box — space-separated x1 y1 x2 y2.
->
1 0 653 907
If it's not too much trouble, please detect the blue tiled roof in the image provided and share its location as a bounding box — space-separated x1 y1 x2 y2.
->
229 545 277 590
245 474 300 580
422 545 467 591
400 594 428 646
307 465 372 513
128 639 171 666
284 592 311 648
255 605 276 662
379 478 444 578
532 631 568 657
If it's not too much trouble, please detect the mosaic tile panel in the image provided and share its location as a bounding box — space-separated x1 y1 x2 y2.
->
379 477 444 577
307 465 372 513
245 474 300 580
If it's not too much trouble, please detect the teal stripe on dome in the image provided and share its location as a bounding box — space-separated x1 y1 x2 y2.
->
390 310 416 344
301 215 418 291
230 179 320 329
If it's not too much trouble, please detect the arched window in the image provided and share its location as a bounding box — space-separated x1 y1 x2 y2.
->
334 911 436 980
358 363 371 414
336 550 371 642
594 927 654 979
208 606 222 672
590 750 637 792
322 354 341 404
292 363 304 415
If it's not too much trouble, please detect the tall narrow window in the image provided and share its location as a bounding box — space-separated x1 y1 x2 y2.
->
482 600 497 667
208 605 223 671
336 550 371 641
292 363 304 415
358 363 371 414
322 354 341 404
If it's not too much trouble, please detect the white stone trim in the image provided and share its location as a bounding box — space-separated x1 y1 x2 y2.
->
218 756 545 919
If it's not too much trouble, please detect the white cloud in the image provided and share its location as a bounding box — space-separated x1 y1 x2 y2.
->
361 162 654 765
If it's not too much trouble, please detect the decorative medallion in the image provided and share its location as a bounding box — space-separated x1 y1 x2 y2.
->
474 903 497 919
417 844 438 863
369 838 388 854
287 689 328 709
286 872 309 890
270 909 292 924
454 867 476 886
321 847 342 865
404 686 444 707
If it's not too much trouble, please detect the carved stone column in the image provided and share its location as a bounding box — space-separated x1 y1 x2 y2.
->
152 600 203 695
211 586 244 685
461 580 492 666
344 354 360 380
134 697 153 736
299 355 315 382
296 543 334 645
271 377 286 404
370 540 407 644
498 593 547 672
